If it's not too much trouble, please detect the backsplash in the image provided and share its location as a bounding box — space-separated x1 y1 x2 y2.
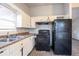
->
0 28 29 35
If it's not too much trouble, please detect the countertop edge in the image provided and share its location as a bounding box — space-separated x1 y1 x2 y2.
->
0 34 36 49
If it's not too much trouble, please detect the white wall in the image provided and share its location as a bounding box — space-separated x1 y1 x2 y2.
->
64 4 70 16
30 3 69 17
72 7 79 40
52 3 65 15
72 18 79 40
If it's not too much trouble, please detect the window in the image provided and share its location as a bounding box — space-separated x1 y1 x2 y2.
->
0 4 17 31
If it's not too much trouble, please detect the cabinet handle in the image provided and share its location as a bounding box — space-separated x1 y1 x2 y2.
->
0 49 6 54
0 51 4 54
21 48 23 56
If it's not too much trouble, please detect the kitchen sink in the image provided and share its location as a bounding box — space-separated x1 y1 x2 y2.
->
0 42 9 46
9 35 24 41
0 35 25 42
0 35 25 47
0 38 8 42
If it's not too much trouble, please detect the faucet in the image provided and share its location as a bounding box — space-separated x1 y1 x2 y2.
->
7 32 9 42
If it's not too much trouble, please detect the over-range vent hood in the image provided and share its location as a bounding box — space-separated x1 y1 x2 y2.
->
16 27 28 29
16 27 36 29
36 22 52 25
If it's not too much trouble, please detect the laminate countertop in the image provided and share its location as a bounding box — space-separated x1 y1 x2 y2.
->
0 34 36 49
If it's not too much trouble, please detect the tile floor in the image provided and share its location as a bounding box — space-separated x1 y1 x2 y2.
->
72 39 79 56
29 39 79 56
29 49 55 56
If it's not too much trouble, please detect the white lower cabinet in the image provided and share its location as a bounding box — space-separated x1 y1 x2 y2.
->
29 36 35 51
0 36 35 56
22 38 30 56
0 46 9 56
9 41 23 56
23 36 35 56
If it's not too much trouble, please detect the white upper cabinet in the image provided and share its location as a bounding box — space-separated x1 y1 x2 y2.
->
16 12 31 28
24 14 31 28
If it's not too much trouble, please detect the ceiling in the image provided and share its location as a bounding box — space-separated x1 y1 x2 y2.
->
25 3 54 7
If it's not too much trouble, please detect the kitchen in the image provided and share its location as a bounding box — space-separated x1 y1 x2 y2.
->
0 3 78 56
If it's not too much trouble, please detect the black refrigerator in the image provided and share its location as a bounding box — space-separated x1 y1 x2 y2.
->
52 19 72 55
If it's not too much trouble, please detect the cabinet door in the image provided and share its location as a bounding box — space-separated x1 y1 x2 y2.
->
9 41 22 56
23 36 35 56
27 37 34 53
22 12 30 28
23 14 30 28
30 36 35 50
26 36 35 54
17 12 30 28
23 38 31 56
22 38 28 56
21 12 27 27
0 46 9 56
